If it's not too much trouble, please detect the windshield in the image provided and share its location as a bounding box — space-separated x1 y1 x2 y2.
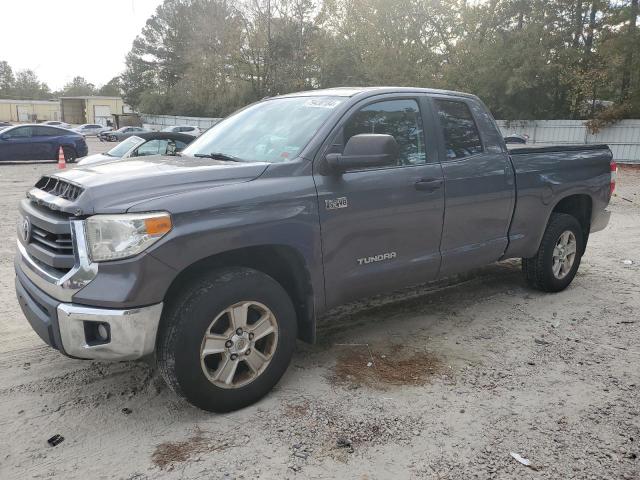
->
182 96 345 163
107 136 144 157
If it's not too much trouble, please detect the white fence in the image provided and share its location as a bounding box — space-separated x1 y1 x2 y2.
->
497 119 640 164
141 114 221 130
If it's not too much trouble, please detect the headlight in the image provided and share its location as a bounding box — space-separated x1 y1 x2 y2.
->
85 212 172 262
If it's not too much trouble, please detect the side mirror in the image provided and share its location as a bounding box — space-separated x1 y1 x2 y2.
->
325 134 399 174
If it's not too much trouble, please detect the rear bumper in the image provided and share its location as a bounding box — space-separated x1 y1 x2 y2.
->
76 141 88 157
15 254 163 361
590 209 611 233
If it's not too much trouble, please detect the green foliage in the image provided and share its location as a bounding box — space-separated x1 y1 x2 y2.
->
60 76 97 96
121 0 640 120
98 77 123 96
11 69 51 100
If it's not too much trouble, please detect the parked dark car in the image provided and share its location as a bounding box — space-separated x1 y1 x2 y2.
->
0 124 88 161
99 126 149 142
504 133 528 144
77 132 194 166
0 121 12 129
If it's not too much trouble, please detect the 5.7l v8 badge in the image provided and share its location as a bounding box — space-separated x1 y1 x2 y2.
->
325 197 348 210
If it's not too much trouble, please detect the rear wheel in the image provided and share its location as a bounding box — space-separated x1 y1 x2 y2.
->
157 267 297 412
523 213 584 292
61 146 77 163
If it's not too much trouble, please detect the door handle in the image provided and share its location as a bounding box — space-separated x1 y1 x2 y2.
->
414 178 443 192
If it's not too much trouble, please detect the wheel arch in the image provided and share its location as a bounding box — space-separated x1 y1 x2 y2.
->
163 244 316 343
550 193 592 254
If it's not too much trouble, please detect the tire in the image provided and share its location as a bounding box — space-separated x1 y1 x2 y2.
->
523 213 584 292
61 146 77 163
157 267 297 412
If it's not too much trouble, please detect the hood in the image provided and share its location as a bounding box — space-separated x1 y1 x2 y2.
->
31 155 269 215
76 153 114 166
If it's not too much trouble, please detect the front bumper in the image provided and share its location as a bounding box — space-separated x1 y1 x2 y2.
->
15 229 163 360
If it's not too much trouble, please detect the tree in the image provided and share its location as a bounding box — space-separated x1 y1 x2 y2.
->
98 76 122 96
0 60 14 97
12 69 50 99
60 76 96 96
119 0 640 120
620 0 639 101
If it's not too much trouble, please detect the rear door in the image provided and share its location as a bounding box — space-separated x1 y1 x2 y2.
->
31 126 60 159
430 95 515 275
314 94 445 308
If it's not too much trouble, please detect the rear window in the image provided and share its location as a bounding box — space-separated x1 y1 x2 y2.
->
434 99 483 160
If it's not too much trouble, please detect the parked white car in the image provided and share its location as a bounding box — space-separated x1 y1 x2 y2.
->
161 125 202 136
73 124 112 136
42 120 72 129
77 131 195 166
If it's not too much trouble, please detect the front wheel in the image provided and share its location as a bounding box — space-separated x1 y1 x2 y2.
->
523 213 584 292
157 267 297 412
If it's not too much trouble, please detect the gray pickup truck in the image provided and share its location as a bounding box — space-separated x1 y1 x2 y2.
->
15 87 614 412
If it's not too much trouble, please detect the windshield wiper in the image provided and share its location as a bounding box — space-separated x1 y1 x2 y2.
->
194 152 243 162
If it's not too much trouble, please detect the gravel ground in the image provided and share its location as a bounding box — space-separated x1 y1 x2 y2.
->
0 162 638 479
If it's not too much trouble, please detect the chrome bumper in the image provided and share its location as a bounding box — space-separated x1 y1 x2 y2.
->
16 220 163 361
57 302 163 360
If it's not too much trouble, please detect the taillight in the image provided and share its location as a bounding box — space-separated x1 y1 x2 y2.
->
610 160 617 196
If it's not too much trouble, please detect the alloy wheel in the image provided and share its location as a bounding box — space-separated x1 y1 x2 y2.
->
200 301 278 389
552 230 577 279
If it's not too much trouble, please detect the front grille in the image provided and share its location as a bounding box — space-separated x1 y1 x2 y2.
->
35 176 84 201
21 199 75 272
30 224 73 257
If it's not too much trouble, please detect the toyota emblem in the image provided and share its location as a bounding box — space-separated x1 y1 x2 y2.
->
21 216 31 243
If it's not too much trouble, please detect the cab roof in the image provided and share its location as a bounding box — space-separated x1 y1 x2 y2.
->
276 86 477 100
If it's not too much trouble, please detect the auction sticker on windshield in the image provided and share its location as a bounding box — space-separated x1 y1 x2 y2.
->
304 98 342 108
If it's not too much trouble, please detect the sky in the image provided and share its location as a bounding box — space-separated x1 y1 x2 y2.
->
0 0 164 90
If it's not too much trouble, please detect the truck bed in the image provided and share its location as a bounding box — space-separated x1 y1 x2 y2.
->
503 142 612 260
507 143 610 155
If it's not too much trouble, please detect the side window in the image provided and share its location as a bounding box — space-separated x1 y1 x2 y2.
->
434 99 483 160
31 127 47 137
5 126 32 138
343 99 426 166
136 139 167 156
34 126 62 136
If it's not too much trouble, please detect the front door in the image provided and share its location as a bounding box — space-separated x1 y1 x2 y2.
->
431 96 515 276
314 96 445 309
0 126 33 160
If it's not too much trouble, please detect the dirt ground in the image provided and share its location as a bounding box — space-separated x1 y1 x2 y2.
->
0 161 638 480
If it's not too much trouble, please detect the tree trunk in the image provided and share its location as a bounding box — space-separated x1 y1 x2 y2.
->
584 1 597 58
621 0 639 101
573 0 583 48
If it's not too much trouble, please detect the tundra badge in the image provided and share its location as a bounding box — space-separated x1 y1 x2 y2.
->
357 252 397 265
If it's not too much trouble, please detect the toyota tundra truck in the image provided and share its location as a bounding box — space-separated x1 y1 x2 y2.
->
15 87 614 412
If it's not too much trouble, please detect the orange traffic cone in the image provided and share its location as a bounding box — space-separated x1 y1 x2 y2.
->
57 146 66 169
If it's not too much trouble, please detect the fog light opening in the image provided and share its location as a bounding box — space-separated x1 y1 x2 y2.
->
83 321 111 346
